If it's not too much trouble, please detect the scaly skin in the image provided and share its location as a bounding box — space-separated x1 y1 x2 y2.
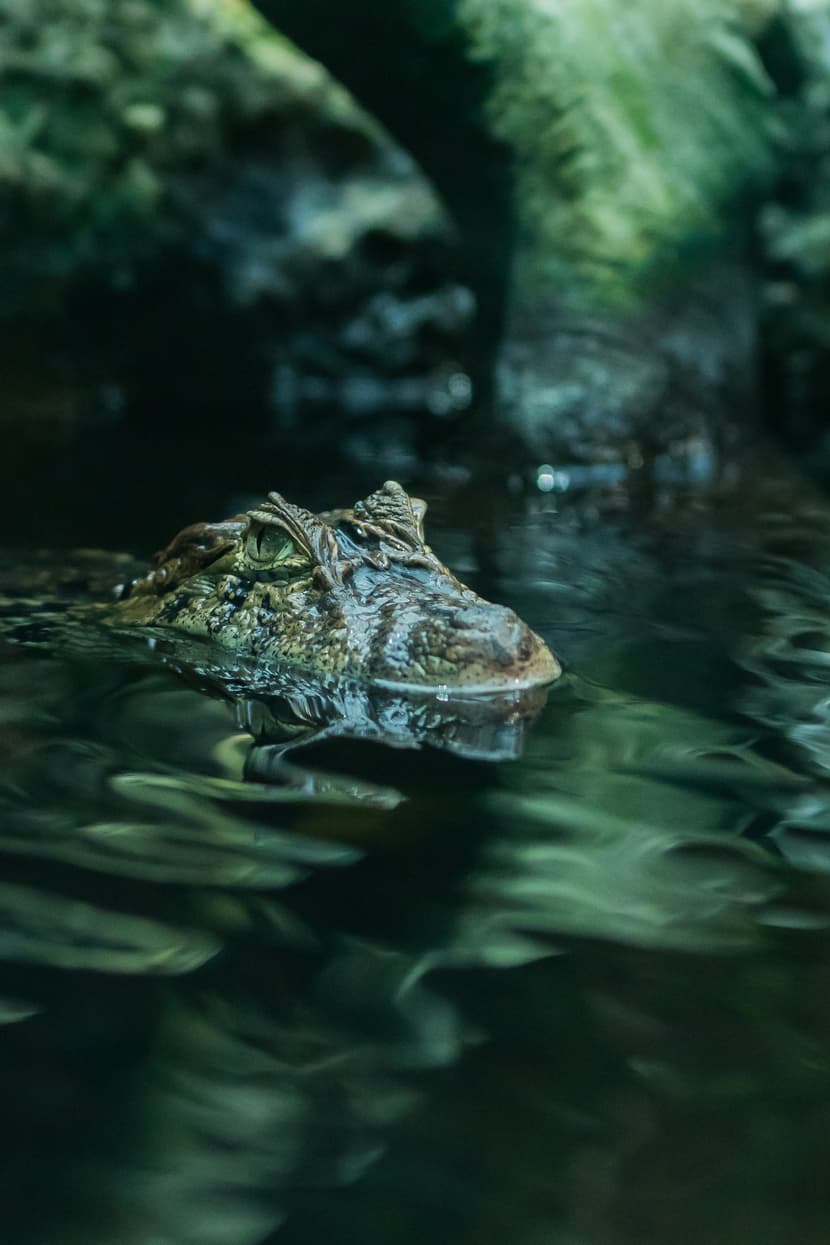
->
102 481 560 692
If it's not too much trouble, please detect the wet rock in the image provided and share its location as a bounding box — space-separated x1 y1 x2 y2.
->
0 0 472 459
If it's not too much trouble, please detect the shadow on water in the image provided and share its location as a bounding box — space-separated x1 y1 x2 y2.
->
3 459 830 1243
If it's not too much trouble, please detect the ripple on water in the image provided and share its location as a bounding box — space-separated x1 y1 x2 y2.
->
4 474 830 1244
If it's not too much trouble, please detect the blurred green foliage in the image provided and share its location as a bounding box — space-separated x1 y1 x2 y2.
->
460 0 782 308
0 0 374 311
5 0 830 444
1 0 788 318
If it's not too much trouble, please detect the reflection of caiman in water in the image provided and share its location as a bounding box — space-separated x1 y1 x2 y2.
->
1 480 559 763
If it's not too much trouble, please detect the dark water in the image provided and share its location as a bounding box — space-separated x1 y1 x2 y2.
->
2 462 830 1245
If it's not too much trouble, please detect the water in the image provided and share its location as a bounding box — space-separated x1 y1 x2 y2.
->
2 460 830 1245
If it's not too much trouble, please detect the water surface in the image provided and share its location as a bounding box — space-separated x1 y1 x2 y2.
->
1 463 830 1245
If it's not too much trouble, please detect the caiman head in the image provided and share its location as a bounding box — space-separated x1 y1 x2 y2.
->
109 482 561 692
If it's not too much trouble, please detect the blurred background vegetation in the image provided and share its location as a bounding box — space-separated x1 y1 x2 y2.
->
0 0 449 312
3 0 830 497
0 0 468 501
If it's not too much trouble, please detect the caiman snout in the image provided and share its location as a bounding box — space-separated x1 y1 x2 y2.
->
453 603 529 668
449 602 561 689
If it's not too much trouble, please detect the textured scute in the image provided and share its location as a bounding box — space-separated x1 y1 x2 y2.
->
101 482 560 692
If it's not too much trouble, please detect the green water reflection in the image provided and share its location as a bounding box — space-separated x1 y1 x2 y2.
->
2 469 830 1244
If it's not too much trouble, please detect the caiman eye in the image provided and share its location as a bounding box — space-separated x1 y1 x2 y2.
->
245 524 296 566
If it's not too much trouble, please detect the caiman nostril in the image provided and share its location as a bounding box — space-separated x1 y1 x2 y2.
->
452 604 528 667
454 604 516 632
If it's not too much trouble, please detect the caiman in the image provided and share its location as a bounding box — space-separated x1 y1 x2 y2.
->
100 480 560 693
